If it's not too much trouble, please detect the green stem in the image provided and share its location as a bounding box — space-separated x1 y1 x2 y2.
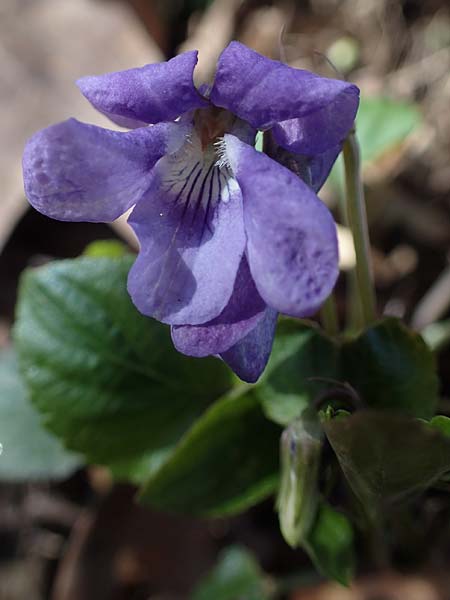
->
320 294 339 336
342 132 377 326
337 182 362 331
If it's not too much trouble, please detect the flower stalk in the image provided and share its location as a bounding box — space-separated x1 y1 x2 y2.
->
320 294 339 336
342 131 377 326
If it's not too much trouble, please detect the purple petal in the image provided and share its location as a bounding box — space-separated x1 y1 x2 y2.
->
272 115 350 155
225 135 339 318
265 132 342 192
77 51 208 127
23 119 187 222
307 144 342 191
210 42 359 153
220 308 278 383
127 135 246 325
171 256 266 356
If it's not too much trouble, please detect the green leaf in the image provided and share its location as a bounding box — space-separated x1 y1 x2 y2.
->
323 411 450 512
109 446 174 485
341 317 438 418
305 502 355 586
256 321 339 426
83 239 129 258
13 257 233 475
140 388 281 516
191 546 270 600
0 349 81 481
328 96 421 189
429 417 450 483
356 97 421 165
429 415 450 437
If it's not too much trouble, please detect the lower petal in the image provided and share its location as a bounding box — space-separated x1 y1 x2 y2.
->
220 308 278 383
23 120 187 222
171 256 266 356
225 135 339 318
128 136 246 325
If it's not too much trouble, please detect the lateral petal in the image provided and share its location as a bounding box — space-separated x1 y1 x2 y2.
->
23 119 187 222
225 135 339 318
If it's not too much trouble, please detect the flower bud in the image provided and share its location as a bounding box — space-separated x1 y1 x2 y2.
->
277 412 323 548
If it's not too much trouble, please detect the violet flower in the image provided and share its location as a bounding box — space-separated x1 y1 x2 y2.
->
22 42 359 382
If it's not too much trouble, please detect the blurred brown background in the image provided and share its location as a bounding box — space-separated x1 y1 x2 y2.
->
1 0 450 598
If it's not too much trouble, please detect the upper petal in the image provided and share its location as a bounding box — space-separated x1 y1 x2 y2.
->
210 42 359 153
171 256 266 356
77 51 208 127
225 135 339 318
272 113 350 155
220 307 278 383
23 119 187 222
127 134 246 325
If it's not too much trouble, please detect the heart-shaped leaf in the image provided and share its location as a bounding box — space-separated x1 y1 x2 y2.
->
14 257 233 475
324 411 450 512
305 502 355 586
256 320 339 426
341 318 438 418
0 349 81 481
191 546 270 600
140 389 281 516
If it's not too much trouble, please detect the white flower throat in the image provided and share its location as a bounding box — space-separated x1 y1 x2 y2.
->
159 107 244 212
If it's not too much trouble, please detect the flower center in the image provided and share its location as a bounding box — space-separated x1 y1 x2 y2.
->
193 107 235 151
